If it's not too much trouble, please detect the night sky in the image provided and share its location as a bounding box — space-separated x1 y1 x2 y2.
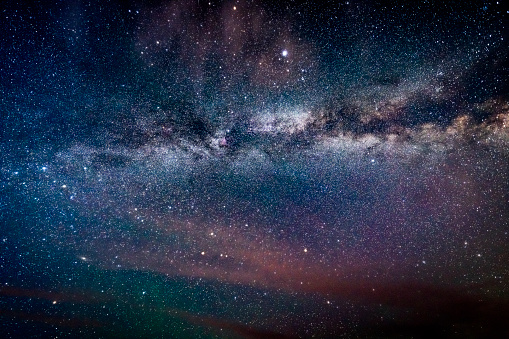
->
1 0 509 338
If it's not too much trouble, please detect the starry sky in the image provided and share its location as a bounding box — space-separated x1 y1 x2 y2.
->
1 0 508 338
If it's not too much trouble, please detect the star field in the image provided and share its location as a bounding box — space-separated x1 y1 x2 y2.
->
1 0 508 338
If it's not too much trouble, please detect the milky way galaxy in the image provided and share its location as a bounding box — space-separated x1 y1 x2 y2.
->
1 1 508 338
